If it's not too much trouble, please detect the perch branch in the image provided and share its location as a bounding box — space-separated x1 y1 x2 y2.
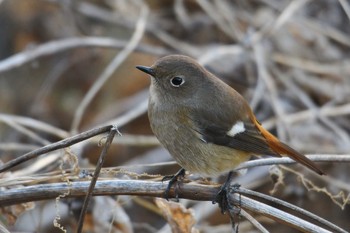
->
0 180 344 232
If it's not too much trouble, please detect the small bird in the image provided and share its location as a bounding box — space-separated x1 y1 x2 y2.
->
136 55 323 210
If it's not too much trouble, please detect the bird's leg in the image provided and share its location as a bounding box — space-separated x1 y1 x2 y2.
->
162 168 186 201
213 171 240 214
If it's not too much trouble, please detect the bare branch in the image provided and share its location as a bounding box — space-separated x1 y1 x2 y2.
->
0 125 113 173
236 154 350 171
235 187 347 233
228 193 332 233
0 180 344 232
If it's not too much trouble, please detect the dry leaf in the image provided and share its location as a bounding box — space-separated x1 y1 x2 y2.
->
155 198 198 233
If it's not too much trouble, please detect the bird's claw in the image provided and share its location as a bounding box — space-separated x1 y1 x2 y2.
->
162 168 186 201
213 183 241 214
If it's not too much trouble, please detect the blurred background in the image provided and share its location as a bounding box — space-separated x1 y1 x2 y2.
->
0 0 349 232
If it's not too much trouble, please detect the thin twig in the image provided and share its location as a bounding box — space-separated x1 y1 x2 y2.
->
239 209 269 233
236 154 350 171
235 187 347 233
0 125 113 173
228 193 332 233
76 126 119 233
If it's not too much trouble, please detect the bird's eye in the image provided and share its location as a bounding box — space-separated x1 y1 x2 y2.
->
170 76 185 87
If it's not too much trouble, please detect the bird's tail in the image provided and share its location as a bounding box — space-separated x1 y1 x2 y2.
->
253 117 324 175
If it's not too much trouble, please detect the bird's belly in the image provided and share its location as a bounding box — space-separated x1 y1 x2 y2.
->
171 142 251 177
155 125 251 176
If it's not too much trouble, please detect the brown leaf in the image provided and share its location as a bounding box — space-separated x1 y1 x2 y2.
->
155 198 198 233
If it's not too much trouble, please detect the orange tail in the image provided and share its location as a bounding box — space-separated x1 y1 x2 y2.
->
253 117 324 175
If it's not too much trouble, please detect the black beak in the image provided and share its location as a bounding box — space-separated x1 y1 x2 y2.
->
136 66 155 76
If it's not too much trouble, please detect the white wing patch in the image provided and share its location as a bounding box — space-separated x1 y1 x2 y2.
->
227 121 245 137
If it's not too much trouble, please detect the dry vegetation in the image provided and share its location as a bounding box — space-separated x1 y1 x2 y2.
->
0 0 350 232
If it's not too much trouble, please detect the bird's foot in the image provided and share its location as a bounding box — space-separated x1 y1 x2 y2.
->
213 183 241 214
212 171 240 214
162 168 186 201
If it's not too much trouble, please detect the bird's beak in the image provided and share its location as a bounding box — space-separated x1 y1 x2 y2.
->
136 66 155 76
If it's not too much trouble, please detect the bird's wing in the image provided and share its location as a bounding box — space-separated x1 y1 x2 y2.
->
190 110 278 156
189 109 324 175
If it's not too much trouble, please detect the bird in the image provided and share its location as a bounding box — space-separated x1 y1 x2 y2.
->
136 55 324 211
